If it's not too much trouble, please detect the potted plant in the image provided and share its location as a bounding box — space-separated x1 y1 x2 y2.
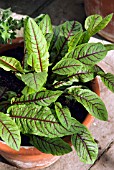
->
0 9 114 169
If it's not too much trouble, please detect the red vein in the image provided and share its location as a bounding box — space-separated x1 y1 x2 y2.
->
0 58 18 72
30 21 43 72
0 119 18 148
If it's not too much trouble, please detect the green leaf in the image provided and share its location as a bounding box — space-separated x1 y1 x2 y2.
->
8 106 87 138
53 80 73 88
21 72 47 92
65 43 107 66
68 30 83 51
0 112 21 151
52 58 82 75
55 35 68 57
55 102 72 129
94 65 104 75
85 14 102 33
30 135 72 155
34 14 46 24
1 8 12 21
22 51 30 71
21 86 36 95
12 90 62 106
71 128 98 164
36 14 53 49
104 44 114 51
68 67 95 83
59 21 82 38
85 14 113 36
77 31 90 44
24 17 49 72
0 56 23 72
68 87 108 120
45 33 53 49
51 21 82 58
99 73 114 93
38 14 53 35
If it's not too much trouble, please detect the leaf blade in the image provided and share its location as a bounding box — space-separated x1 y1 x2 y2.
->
12 90 62 106
0 112 21 151
65 43 107 66
21 72 47 92
99 73 114 93
8 106 87 138
71 128 98 164
30 135 72 155
68 87 108 120
0 56 23 72
55 102 72 129
85 14 113 36
85 14 102 32
68 30 83 51
38 14 53 35
52 58 82 75
24 17 49 72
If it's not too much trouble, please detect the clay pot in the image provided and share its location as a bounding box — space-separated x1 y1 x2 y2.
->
0 38 100 169
84 0 114 42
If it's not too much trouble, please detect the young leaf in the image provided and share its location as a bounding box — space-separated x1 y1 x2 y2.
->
91 14 113 36
55 102 72 129
22 86 36 95
68 87 108 120
34 14 46 24
99 73 114 93
24 17 49 72
0 56 23 72
21 72 47 92
65 43 107 66
52 58 82 75
30 135 72 155
68 30 83 51
0 112 21 151
71 128 98 164
85 14 102 33
38 14 53 35
8 105 78 137
12 90 62 106
36 14 53 49
85 14 113 36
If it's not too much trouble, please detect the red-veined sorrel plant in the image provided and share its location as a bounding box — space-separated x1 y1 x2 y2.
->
0 11 114 164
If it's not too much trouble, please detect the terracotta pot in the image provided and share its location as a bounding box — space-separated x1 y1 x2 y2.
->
84 0 114 42
0 38 100 169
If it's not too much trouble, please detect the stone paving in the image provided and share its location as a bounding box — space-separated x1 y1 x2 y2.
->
0 0 114 169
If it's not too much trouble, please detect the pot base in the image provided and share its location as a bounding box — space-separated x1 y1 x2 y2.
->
1 152 60 169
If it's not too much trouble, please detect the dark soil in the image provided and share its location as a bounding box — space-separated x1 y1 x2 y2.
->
58 95 88 123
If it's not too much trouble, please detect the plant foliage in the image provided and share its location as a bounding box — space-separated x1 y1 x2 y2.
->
0 10 114 164
0 8 24 44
